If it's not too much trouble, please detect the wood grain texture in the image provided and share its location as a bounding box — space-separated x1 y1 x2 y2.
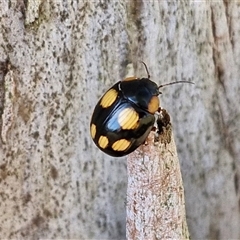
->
126 129 189 239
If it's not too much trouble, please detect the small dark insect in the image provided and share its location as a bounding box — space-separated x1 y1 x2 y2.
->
90 62 193 157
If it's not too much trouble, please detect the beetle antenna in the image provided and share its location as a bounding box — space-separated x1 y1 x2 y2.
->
140 61 150 79
158 81 194 89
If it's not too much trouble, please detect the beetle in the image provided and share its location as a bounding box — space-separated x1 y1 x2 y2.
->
90 62 192 157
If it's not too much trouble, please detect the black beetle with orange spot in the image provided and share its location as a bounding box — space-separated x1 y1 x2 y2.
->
90 62 193 157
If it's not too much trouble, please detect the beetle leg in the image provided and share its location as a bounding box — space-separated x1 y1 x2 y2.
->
151 126 156 132
154 108 172 145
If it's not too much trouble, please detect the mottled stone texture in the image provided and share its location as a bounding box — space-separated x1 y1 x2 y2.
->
0 1 128 239
0 1 239 239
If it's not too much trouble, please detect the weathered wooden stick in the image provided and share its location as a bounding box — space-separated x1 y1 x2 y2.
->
126 109 189 239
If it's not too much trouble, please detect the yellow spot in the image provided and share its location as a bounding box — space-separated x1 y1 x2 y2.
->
148 96 159 113
100 89 118 108
98 135 109 149
118 108 139 130
90 124 96 139
112 139 131 151
123 76 138 81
